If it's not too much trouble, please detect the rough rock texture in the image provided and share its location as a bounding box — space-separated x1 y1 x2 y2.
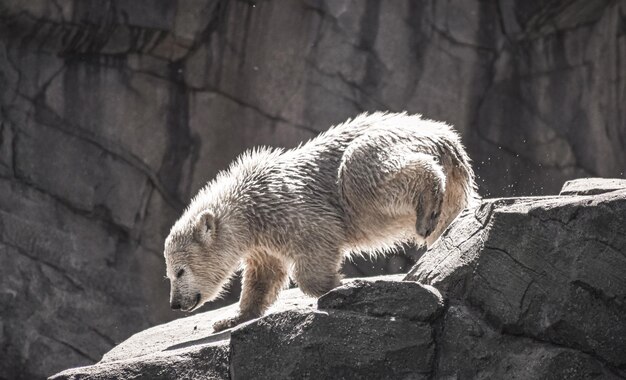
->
2 0 626 378
52 275 442 380
230 310 434 380
406 182 626 377
317 279 443 322
560 177 626 196
437 304 621 380
50 181 626 379
48 286 319 380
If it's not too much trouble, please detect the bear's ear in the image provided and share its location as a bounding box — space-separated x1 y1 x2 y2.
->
195 211 216 241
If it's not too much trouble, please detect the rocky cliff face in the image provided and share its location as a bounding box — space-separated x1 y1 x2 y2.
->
50 178 626 379
1 0 625 378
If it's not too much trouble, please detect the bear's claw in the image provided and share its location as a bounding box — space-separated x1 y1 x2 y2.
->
212 314 254 332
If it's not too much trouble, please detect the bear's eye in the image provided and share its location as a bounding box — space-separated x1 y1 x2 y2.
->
176 268 185 278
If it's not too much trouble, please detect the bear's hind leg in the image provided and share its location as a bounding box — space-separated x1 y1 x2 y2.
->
293 250 343 297
413 163 445 239
394 154 446 242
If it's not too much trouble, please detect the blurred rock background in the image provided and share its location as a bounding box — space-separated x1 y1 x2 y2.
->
0 0 624 378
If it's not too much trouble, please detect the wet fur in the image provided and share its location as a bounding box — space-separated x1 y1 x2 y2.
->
164 112 478 331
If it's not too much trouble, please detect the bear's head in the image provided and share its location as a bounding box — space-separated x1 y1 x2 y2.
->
164 210 242 312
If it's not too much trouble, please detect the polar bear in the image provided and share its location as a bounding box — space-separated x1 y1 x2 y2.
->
163 112 477 331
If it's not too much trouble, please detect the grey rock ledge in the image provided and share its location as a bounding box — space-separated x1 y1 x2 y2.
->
51 178 626 379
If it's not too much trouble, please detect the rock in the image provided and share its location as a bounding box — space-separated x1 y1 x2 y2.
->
436 304 621 380
102 285 318 364
49 344 230 380
3 0 626 377
49 286 316 380
560 177 626 196
318 279 444 322
50 184 626 379
14 123 150 230
406 188 626 369
50 275 437 380
0 179 176 378
230 310 433 380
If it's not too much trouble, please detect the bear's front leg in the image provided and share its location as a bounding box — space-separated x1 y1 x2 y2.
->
213 252 288 332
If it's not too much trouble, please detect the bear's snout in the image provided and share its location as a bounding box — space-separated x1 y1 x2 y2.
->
171 293 201 312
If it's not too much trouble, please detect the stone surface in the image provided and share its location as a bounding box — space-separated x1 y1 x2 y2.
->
49 344 230 380
560 177 626 196
230 310 433 380
100 284 321 363
406 187 626 370
318 279 444 322
51 275 439 380
2 0 626 378
50 189 626 380
436 304 621 380
49 287 316 380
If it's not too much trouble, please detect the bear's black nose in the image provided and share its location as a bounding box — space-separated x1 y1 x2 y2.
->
170 301 181 310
